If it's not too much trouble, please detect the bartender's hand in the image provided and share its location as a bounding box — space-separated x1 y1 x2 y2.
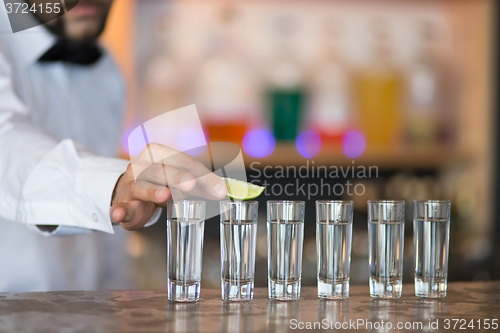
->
110 143 228 231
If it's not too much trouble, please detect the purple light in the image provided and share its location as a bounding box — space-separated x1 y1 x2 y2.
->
342 131 366 158
243 129 275 158
175 129 207 156
296 131 322 158
124 126 148 158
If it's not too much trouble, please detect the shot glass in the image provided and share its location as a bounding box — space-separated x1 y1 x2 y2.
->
220 200 258 301
368 200 405 299
267 200 305 301
316 200 353 299
167 200 206 302
413 200 451 298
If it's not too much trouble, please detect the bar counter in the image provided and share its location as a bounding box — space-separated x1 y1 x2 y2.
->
0 282 499 332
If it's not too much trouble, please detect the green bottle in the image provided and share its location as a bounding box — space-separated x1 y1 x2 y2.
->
265 16 306 142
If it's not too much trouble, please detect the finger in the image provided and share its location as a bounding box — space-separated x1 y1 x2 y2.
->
167 173 227 200
191 173 228 199
119 203 158 231
129 182 172 204
206 173 228 198
159 152 226 198
135 179 169 191
131 143 226 199
111 203 134 223
135 162 197 193
162 163 197 192
129 143 179 178
169 187 187 201
131 144 208 182
160 149 213 181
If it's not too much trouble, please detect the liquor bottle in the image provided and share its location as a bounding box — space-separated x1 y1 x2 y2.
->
438 25 460 147
195 6 258 146
309 19 351 146
265 16 306 142
404 21 444 147
354 21 403 148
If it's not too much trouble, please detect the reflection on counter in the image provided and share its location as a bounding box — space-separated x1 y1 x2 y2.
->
3 283 496 333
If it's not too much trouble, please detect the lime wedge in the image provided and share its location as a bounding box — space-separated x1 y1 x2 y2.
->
221 177 265 201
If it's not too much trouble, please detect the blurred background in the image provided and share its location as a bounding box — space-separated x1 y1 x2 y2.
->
101 0 497 289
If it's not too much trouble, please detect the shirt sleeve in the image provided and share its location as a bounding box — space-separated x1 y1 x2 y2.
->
0 52 129 235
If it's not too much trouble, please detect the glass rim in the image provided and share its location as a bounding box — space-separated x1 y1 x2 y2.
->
368 200 405 204
413 200 451 204
221 199 258 204
167 199 206 205
267 200 305 204
316 200 353 205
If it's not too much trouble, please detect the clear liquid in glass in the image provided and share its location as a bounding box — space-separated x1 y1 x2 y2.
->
167 218 205 302
220 220 257 301
267 221 304 300
414 218 450 298
368 221 404 298
317 221 352 299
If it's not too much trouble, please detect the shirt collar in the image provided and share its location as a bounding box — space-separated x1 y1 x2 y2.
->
0 6 56 68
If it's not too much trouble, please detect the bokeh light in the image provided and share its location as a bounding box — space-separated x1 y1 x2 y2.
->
175 128 207 156
125 126 148 159
342 131 366 158
296 130 322 158
242 129 276 158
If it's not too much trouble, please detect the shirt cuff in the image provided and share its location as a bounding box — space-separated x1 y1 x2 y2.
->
16 139 129 234
76 156 129 234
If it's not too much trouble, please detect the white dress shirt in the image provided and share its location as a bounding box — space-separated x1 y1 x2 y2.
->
0 9 156 291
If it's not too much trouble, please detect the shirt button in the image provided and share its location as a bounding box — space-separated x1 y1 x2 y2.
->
92 213 98 222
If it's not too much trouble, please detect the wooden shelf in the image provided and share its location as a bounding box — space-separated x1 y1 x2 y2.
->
242 144 474 169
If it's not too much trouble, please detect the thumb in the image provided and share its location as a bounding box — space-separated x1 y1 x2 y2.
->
111 203 135 223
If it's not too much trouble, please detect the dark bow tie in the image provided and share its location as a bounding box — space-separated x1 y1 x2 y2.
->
38 39 103 66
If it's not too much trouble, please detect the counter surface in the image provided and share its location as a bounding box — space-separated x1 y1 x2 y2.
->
0 282 499 332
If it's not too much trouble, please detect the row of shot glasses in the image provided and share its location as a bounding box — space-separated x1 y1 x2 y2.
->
166 199 451 302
